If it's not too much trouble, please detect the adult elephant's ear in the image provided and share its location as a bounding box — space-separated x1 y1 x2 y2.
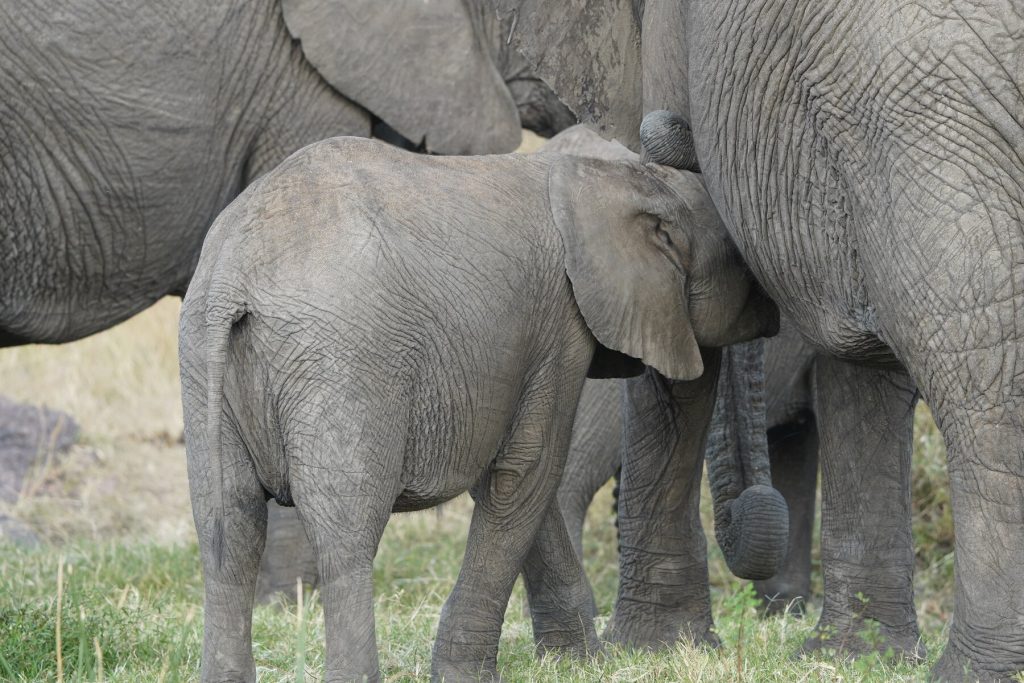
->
492 0 642 151
282 0 521 154
549 157 703 381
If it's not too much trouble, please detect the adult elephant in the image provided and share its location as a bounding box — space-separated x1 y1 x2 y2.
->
558 323 918 642
0 0 572 346
0 0 575 600
497 0 1023 679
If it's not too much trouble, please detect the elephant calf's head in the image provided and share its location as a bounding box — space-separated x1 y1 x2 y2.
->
547 129 778 380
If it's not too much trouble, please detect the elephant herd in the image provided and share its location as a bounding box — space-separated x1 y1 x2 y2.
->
1 0 1021 682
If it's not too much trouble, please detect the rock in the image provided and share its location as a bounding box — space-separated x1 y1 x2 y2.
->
0 395 80 504
0 512 39 546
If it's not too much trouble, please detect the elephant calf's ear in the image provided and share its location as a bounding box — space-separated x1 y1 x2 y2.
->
549 158 704 381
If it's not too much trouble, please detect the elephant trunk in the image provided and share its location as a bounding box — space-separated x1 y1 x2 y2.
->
705 339 789 580
639 110 700 172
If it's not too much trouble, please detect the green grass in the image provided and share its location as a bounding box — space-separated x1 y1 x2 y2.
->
0 405 966 683
0 528 941 682
0 294 972 682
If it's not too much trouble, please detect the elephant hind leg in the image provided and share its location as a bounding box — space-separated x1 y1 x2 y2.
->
927 377 1024 680
288 426 402 683
190 422 268 683
802 357 922 661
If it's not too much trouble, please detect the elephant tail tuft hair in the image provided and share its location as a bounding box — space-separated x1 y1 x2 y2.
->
204 294 247 571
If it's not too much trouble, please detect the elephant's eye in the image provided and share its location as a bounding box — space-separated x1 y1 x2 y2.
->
655 223 673 247
652 220 691 273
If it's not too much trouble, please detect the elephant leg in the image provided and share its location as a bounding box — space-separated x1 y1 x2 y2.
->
754 415 818 617
531 379 620 622
800 357 922 660
433 374 593 681
290 439 396 683
557 378 623 563
254 501 319 604
925 371 1024 680
192 428 267 683
605 361 720 650
522 502 601 656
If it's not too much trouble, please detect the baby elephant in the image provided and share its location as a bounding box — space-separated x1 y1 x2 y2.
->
179 129 777 682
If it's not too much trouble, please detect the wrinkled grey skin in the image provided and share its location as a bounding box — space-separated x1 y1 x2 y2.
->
0 0 571 347
498 0 1024 679
179 133 777 682
255 126 792 616
558 322 921 656
0 0 574 607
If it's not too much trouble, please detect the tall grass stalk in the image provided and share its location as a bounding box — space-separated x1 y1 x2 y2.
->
295 576 306 683
56 557 64 683
74 606 87 682
93 637 104 682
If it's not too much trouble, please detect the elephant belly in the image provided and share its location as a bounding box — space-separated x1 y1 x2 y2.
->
689 2 897 363
392 384 519 514
690 0 1023 367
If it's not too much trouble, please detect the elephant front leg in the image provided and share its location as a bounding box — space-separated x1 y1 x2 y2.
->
801 357 922 660
433 471 569 682
754 415 818 617
433 375 592 682
605 362 720 650
255 501 319 604
522 502 601 656
557 378 624 563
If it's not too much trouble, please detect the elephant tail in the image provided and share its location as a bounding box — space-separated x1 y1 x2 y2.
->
204 294 246 571
705 339 789 580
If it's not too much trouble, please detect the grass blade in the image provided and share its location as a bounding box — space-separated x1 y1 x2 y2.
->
93 638 104 682
55 557 64 683
295 577 306 683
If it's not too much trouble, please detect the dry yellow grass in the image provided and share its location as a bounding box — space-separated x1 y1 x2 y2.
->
0 297 193 544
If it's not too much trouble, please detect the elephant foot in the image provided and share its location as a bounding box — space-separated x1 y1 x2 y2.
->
533 624 601 660
430 661 501 683
798 618 924 663
528 585 600 661
324 672 380 683
603 605 719 651
536 640 603 666
431 633 502 683
930 638 1024 682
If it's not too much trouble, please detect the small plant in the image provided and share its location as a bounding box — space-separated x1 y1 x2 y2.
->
718 581 761 679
